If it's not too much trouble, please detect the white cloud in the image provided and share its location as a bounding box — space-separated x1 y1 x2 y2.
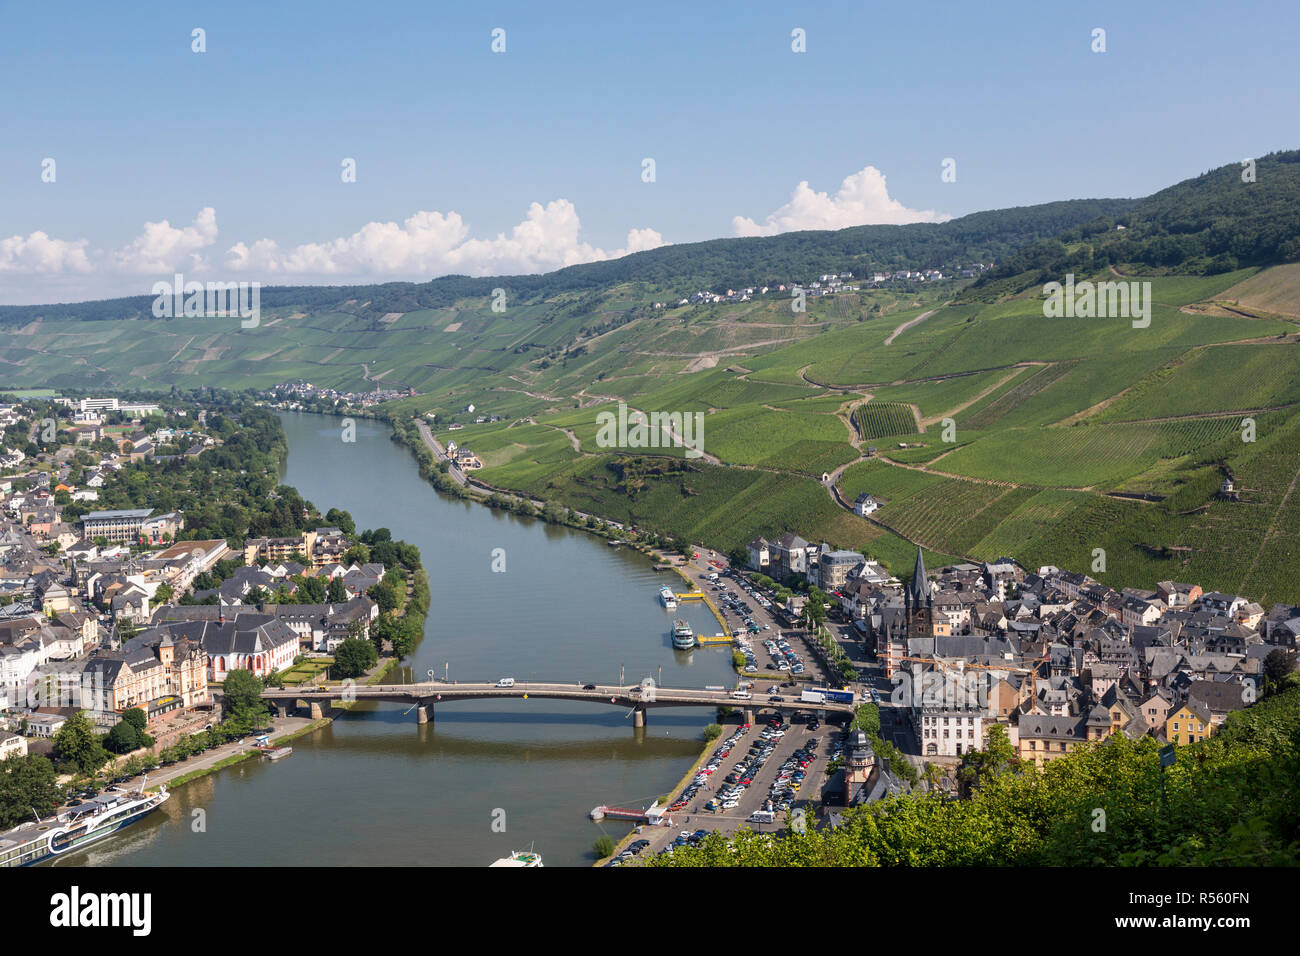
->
111 206 219 273
225 200 665 277
732 166 950 237
0 200 665 302
0 231 93 273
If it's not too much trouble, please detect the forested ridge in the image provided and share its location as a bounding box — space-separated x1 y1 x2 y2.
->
0 199 1133 325
970 150 1300 299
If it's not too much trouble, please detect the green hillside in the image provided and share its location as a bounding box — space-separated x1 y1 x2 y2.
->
971 149 1300 298
4 152 1300 604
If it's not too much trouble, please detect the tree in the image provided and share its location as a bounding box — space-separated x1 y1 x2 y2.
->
116 617 138 641
222 669 268 729
294 574 326 604
153 582 174 605
727 546 749 570
957 724 1019 797
703 724 723 741
0 753 63 830
122 708 147 733
368 614 398 656
53 711 109 776
105 721 144 755
223 668 264 713
324 508 356 536
594 835 616 859
368 580 398 614
852 703 881 736
333 637 378 679
326 576 349 604
1264 649 1297 695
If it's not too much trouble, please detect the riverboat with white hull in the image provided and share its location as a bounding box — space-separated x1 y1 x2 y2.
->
659 586 677 610
0 784 170 867
672 619 696 649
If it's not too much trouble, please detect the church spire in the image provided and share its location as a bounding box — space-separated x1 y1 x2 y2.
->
908 547 929 608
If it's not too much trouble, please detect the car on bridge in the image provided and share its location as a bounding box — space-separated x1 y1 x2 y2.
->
496 677 515 687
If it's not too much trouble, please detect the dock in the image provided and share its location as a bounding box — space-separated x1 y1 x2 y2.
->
674 591 730 637
696 632 733 645
590 804 671 825
590 805 651 822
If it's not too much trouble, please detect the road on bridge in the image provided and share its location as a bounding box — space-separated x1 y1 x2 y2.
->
262 680 856 721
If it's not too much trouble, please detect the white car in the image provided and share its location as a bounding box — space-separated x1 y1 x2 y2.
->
496 677 516 687
721 799 739 810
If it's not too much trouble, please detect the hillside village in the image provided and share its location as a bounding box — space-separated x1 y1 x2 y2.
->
743 530 1297 769
651 264 989 308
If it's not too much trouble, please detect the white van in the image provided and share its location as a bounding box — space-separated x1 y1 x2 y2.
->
747 810 775 824
496 677 516 687
731 690 752 700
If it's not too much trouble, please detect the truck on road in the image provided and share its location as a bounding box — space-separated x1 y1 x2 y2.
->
800 689 828 704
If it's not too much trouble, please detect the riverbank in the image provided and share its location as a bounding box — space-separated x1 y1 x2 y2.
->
131 714 324 791
592 727 724 867
142 646 409 794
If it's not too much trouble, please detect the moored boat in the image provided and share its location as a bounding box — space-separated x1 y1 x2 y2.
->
672 619 696 649
0 785 170 867
489 848 544 867
659 585 677 610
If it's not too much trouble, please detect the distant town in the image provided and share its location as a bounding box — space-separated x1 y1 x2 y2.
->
653 264 990 308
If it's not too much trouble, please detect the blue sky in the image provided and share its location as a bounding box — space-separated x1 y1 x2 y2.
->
1 0 1295 303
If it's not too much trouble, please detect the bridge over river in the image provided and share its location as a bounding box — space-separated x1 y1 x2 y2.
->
262 680 856 728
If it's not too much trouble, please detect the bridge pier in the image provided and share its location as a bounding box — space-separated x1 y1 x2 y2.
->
310 701 325 720
416 700 433 724
276 704 288 719
632 705 647 728
743 707 756 726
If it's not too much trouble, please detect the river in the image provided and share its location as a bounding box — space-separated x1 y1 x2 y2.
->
58 412 735 867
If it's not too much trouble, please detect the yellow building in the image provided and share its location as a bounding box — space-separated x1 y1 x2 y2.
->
1165 702 1213 745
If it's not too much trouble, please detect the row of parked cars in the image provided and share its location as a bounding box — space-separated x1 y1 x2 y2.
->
666 725 750 813
719 589 771 635
703 716 788 814
763 637 806 675
764 738 819 812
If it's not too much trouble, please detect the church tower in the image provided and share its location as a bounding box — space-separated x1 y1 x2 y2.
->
906 546 934 639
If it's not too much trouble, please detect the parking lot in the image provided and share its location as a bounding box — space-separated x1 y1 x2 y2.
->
606 711 847 865
699 568 830 686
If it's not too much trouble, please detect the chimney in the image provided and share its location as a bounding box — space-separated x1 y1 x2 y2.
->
218 610 225 625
